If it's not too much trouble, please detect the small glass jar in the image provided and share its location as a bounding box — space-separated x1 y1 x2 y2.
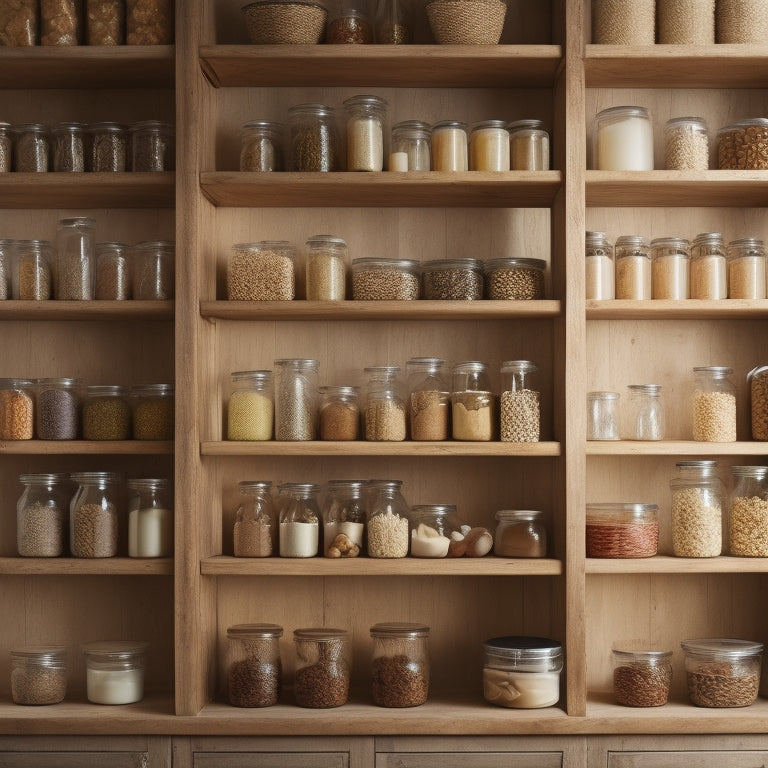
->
374 0 411 42
344 94 387 172
277 482 320 557
95 242 131 300
293 628 351 708
227 370 274 441
40 0 81 44
612 648 673 707
450 361 494 441
227 240 295 301
233 480 275 557
130 383 174 440
664 116 709 171
13 123 49 172
371 622 429 707
508 119 550 171
287 103 340 172
727 237 766 300
482 636 563 709
691 366 736 442
717 118 768 170
82 641 148 705
240 120 284 172
409 504 463 558
132 240 174 300
226 623 283 708
593 106 653 171
88 122 128 172
367 479 410 558
130 120 174 171
274 358 319 441
585 503 659 558
390 120 431 171
651 236 690 300
322 478 366 556
690 232 726 300
0 378 34 440
585 231 614 300
17 472 69 558
681 638 763 708
421 258 483 301
500 360 540 443
351 257 420 300
36 377 81 440
10 647 67 705
623 383 665 440
749 365 768 440
469 120 509 172
70 471 121 558
318 385 360 441
670 460 723 558
305 235 347 301
494 509 546 557
82 385 131 440
126 0 173 43
431 120 468 172
127 477 172 558
86 0 124 44
326 7 373 42
0 2 37 46
728 465 768 557
55 216 96 300
587 391 620 440
614 235 651 300
483 257 546 300
52 122 86 172
13 240 52 300
406 357 449 441
0 124 11 172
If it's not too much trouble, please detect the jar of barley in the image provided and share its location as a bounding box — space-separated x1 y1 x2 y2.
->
716 0 768 43
351 258 420 300
691 366 737 442
670 460 723 558
614 235 651 299
728 465 768 557
592 0 655 45
727 238 766 300
658 0 715 44
748 365 768 440
690 232 726 300
664 117 709 171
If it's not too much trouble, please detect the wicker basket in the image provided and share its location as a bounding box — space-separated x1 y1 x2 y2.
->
426 0 506 45
242 1 327 44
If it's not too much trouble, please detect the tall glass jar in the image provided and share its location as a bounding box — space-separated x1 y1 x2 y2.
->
728 465 768 557
493 509 547 557
469 120 510 171
14 240 52 300
127 477 172 557
69 471 121 558
499 360 540 443
0 378 34 440
239 120 284 172
727 237 766 299
406 357 449 441
748 365 768 440
450 361 494 441
390 120 431 171
690 232 726 300
10 646 67 706
587 391 620 440
374 0 412 42
227 370 273 441
593 106 653 171
132 240 174 300
670 460 723 558
233 480 275 557
370 622 429 707
691 365 737 442
55 216 96 300
277 481 320 557
431 120 468 172
17 472 69 557
508 119 550 171
274 358 319 440
322 479 366 556
318 385 360 441
82 384 131 440
227 241 295 301
226 623 283 707
95 242 131 300
585 231 614 300
409 504 463 558
612 648 673 707
623 383 665 440
293 628 350 708
36 377 81 440
287 103 340 172
0 3 37 46
0 124 10 173
614 235 651 300
305 234 347 301
344 94 387 172
52 122 85 172
664 116 709 171
651 236 690 299
13 123 49 172
88 122 128 172
86 0 124 44
367 479 410 558
130 120 174 171
130 383 174 440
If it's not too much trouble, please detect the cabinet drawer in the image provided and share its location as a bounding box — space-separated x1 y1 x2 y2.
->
376 752 562 768
608 751 768 768
193 754 347 768
0 752 153 768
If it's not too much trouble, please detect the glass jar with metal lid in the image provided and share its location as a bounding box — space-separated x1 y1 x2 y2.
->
52 122 85 172
748 365 768 440
593 106 653 171
614 235 651 300
612 648 672 707
493 509 547 557
287 103 340 172
351 257 420 300
585 231 614 300
277 481 320 557
233 480 275 557
623 383 664 441
322 479 366 556
70 471 121 558
82 640 148 705
690 232 726 300
305 234 347 301
13 123 49 172
0 378 34 440
95 242 131 300
586 503 659 558
88 122 128 172
318 385 359 441
55 216 96 300
127 477 172 558
727 237 766 299
421 258 483 300
483 257 545 300
227 370 273 441
717 119 768 170
17 472 69 557
274 358 319 441
132 240 174 300
691 365 736 442
371 622 430 707
431 120 468 172
500 360 540 443
10 646 67 705
131 383 174 440
670 460 723 557
728 465 768 557
240 120 284 172
36 377 81 440
664 116 709 171
450 360 494 441
82 384 131 440
651 236 690 300
344 94 387 172
293 627 351 708
469 120 509 171
227 240 295 301
406 357 449 441
409 504 463 558
226 623 283 707
390 120 431 171
130 120 174 171
508 119 550 171
367 479 410 558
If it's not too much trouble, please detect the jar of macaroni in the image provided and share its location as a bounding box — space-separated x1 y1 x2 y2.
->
469 120 509 171
371 622 429 707
614 235 651 299
226 623 283 707
318 386 360 441
727 237 766 300
431 120 468 172
593 106 653 171
344 94 387 172
277 482 320 557
508 119 550 171
690 232 726 300
728 465 768 557
670 460 723 558
305 234 347 301
585 231 614 300
322 479 366 556
227 370 273 441
691 366 736 442
240 120 284 172
233 480 275 557
406 357 449 441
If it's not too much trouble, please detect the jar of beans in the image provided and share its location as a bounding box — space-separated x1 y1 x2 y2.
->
421 258 483 300
483 257 545 300
130 383 174 440
95 242 131 300
727 237 766 300
227 370 274 441
318 385 360 441
351 257 421 300
508 119 550 171
13 123 49 172
305 235 347 301
82 385 131 440
226 623 283 708
17 472 69 557
36 377 81 440
240 120 284 172
55 217 96 300
390 120 431 171
344 94 387 172
132 240 174 300
0 378 34 440
322 479 366 557
748 365 768 440
127 477 173 558
500 360 540 443
614 235 651 299
727 465 768 557
274 358 319 440
494 509 547 557
367 479 410 558
69 471 121 558
88 122 128 172
690 232 726 300
612 648 672 707
10 647 67 706
585 231 614 300
52 122 86 172
40 0 81 44
585 503 659 558
370 622 429 707
431 120 468 172
669 460 723 558
450 361 494 441
287 103 341 172
233 480 275 557
293 628 351 708
691 366 737 442
406 357 449 441
86 0 125 45
277 482 320 557
130 120 174 171
651 236 690 300
227 241 295 301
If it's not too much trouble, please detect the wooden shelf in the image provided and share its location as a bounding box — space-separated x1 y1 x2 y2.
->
587 299 768 319
586 440 768 456
0 441 173 454
0 557 173 575
0 300 173 320
586 555 768 574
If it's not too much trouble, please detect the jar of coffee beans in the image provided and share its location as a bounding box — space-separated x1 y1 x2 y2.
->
293 627 351 708
70 471 121 558
326 7 373 43
612 648 672 707
17 472 70 557
10 646 67 705
226 623 283 707
370 622 429 707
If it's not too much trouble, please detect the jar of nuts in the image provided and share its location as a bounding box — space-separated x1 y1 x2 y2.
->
226 623 283 707
483 257 545 300
691 365 737 442
727 465 768 557
612 648 672 707
500 360 540 443
326 7 373 43
17 472 70 557
669 460 723 558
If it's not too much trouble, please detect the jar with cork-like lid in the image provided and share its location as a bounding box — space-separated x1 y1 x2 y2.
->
233 480 275 558
585 231 614 300
727 237 766 300
691 366 736 442
227 370 273 441
226 623 283 708
371 622 430 707
293 628 351 708
690 232 726 300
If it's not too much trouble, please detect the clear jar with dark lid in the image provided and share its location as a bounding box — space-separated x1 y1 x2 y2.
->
82 384 131 440
431 120 468 172
451 361 494 441
717 118 768 170
326 7 373 42
240 120 284 172
277 481 320 557
483 257 545 300
585 231 614 300
508 118 550 171
306 234 347 301
293 627 351 708
0 124 10 172
55 216 96 300
690 232 726 300
0 2 37 46
500 360 540 443
36 377 81 440
227 241 295 301
126 0 173 43
86 0 124 45
409 504 463 558
748 365 768 440
288 103 340 172
95 242 131 300
728 465 768 557
274 358 319 441
52 122 85 172
319 385 359 441
130 383 174 440
612 648 672 707
17 472 69 557
227 370 273 441
13 123 49 172
234 480 275 557
70 471 121 558
127 477 172 558
586 503 659 558
691 365 736 442
0 378 34 440
322 478 366 556
371 622 429 707
494 509 546 557
421 258 483 300
88 122 128 172
390 120 431 171
40 0 81 44
226 623 283 707
664 116 709 171
670 460 723 558
344 94 387 172
13 240 52 299
132 240 174 299
10 646 67 705
651 236 690 300
614 235 651 299
367 479 410 558
351 257 420 300
406 357 449 441
623 383 664 441
727 237 766 299
469 120 509 171
130 120 174 171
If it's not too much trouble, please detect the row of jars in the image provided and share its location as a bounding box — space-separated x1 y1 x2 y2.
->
0 120 174 173
227 358 542 443
240 100 550 173
586 231 768 300
232 478 547 560
586 461 768 559
0 234 174 301
16 472 173 558
0 379 174 440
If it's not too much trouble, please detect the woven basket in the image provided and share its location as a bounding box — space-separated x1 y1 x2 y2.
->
426 0 506 45
242 1 327 44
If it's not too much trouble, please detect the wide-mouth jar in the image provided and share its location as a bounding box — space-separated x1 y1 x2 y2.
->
390 119 431 171
431 120 468 172
17 471 69 557
227 241 295 301
351 257 420 300
483 257 545 300
10 646 67 705
585 502 659 558
35 377 82 440
409 504 463 558
493 509 547 557
469 119 509 171
82 640 149 705
593 105 653 171
691 365 736 443
717 119 768 170
421 258 483 300
612 648 672 707
508 118 550 171
82 385 131 441
130 383 174 440
370 622 430 707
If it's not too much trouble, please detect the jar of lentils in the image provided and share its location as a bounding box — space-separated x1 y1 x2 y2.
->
670 460 724 557
406 357 449 441
227 241 295 301
728 465 768 557
351 257 420 300
727 237 766 300
70 471 121 558
233 480 275 557
305 235 347 301
17 472 69 557
318 385 360 441
500 360 540 443
13 123 49 172
293 628 351 708
0 378 34 440
82 385 131 440
130 383 174 440
36 377 81 440
651 236 690 300
483 257 545 300
614 235 651 299
227 370 273 441
690 232 726 300
421 258 483 300
274 358 319 441
585 503 659 558
370 622 430 707
226 623 283 708
239 120 284 172
691 366 736 442
287 103 340 172
612 648 672 707
367 479 410 558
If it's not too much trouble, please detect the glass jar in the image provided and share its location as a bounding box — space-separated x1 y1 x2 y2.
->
274 358 319 441
40 0 81 44
130 383 174 440
749 365 768 440
322 479 366 556
716 0 768 43
664 116 709 171
240 120 284 172
319 385 359 441
0 2 37 46
728 465 768 557
227 370 273 441
390 120 431 171
406 357 449 441
727 237 766 299
421 258 483 301
287 103 340 172
363 363 403 411
70 471 121 558
658 0 714 43
305 235 347 301
690 232 726 300
431 120 468 172
691 365 736 442
344 94 387 172
132 240 174 300
0 378 34 440
10 647 67 705
366 389 406 442
226 623 283 708
293 628 350 708
374 0 412 42
586 391 620 440
494 509 547 557
623 383 665 440
86 0 124 44
351 257 420 300
508 119 551 171
227 240 295 301
482 636 563 709
367 479 410 558
52 122 85 172
585 231 614 300
130 120 174 171
0 238 11 298
670 460 723 557
614 235 651 299
126 0 173 43
593 106 653 171
17 472 69 558
450 361 494 441
585 503 659 558
95 242 131 300
500 360 540 443
127 477 172 558
13 123 49 172
371 622 429 707
0 124 11 172
277 481 320 557
612 648 673 707
326 7 373 42
717 118 768 170
681 638 763 707
483 257 546 300
469 120 509 172
13 240 52 300
88 122 128 172
651 236 690 299
82 384 131 440
82 641 148 705
36 377 81 440
55 216 96 300
409 504 463 558
233 480 275 557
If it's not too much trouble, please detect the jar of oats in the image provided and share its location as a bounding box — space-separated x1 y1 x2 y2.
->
690 232 726 300
483 257 545 300
227 370 273 441
651 236 690 300
306 235 347 301
728 465 768 557
748 365 768 440
351 257 420 300
500 360 540 443
670 460 723 557
691 366 737 442
227 241 295 301
727 237 766 300
592 0 655 44
240 120 284 172
664 117 709 171
614 235 651 299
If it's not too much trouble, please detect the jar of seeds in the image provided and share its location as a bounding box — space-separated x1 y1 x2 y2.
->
469 120 509 172
585 231 614 300
431 120 468 172
691 366 736 442
390 120 431 171
0 378 34 440
451 361 494 441
55 217 96 300
274 358 319 440
70 471 121 558
227 241 295 301
293 628 351 708
234 481 275 557
127 477 173 557
130 383 174 440
95 242 131 300
318 386 360 441
371 622 429 707
227 370 273 441
670 460 723 557
592 0 655 44
500 360 540 443
40 0 81 44
344 94 387 172
375 0 411 42
508 119 550 171
362 365 403 434
351 257 420 300
483 257 545 300
86 0 124 44
664 117 709 171
17 472 69 557
612 648 672 707
306 235 347 301
690 232 726 300
748 365 768 440
0 124 11 172
277 482 320 557
125 0 173 43
13 240 52 299
13 123 49 172
421 258 483 300
727 237 766 300
326 7 373 42
130 120 174 171
367 479 410 558
82 385 131 440
10 647 67 705
288 103 340 172
0 1 38 46
322 479 366 556
728 465 768 557
614 235 651 299
36 377 81 440
406 357 449 441
88 122 128 172
240 120 284 172
623 383 665 440
226 623 283 708
132 240 174 300
52 122 86 172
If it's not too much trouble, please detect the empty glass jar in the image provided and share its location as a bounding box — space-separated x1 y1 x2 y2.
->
587 391 620 440
623 383 665 440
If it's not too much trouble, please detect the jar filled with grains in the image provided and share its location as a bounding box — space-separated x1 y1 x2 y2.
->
95 242 131 300
371 622 429 707
727 465 768 557
277 482 320 557
293 628 351 708
226 623 283 708
10 647 67 706
664 116 709 171
592 0 655 44
681 638 763 707
366 389 406 441
593 106 654 171
130 120 174 171
690 232 726 300
500 360 540 443
717 119 768 170
508 119 550 171
367 479 410 558
587 391 620 440
318 385 359 441
658 0 714 43
326 7 373 42
240 120 284 172
727 237 766 299
305 234 347 301
691 366 737 442
130 383 174 440
450 360 495 441
0 378 34 440
36 377 81 440
585 231 614 300
69 471 121 558
227 370 273 441
82 384 131 440
614 235 651 299
55 216 96 300
623 384 665 441
351 257 420 300
287 103 340 172
274 358 319 441
344 94 387 172
431 120 468 172
88 122 128 172
52 122 86 172
322 479 366 556
125 0 173 43
469 120 509 172
17 472 69 557
585 503 659 558
127 477 172 558
494 509 547 557
374 0 411 42
406 357 449 441
748 365 768 440
612 648 672 707
716 0 768 43
13 123 49 172
390 120 431 171
0 123 10 172
421 258 483 300
0 2 38 46
40 0 81 44
670 460 724 557
0 239 11 298
483 257 546 300
227 240 295 301
651 236 690 299
233 480 275 557
86 0 124 44
83 641 148 705
132 240 174 300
